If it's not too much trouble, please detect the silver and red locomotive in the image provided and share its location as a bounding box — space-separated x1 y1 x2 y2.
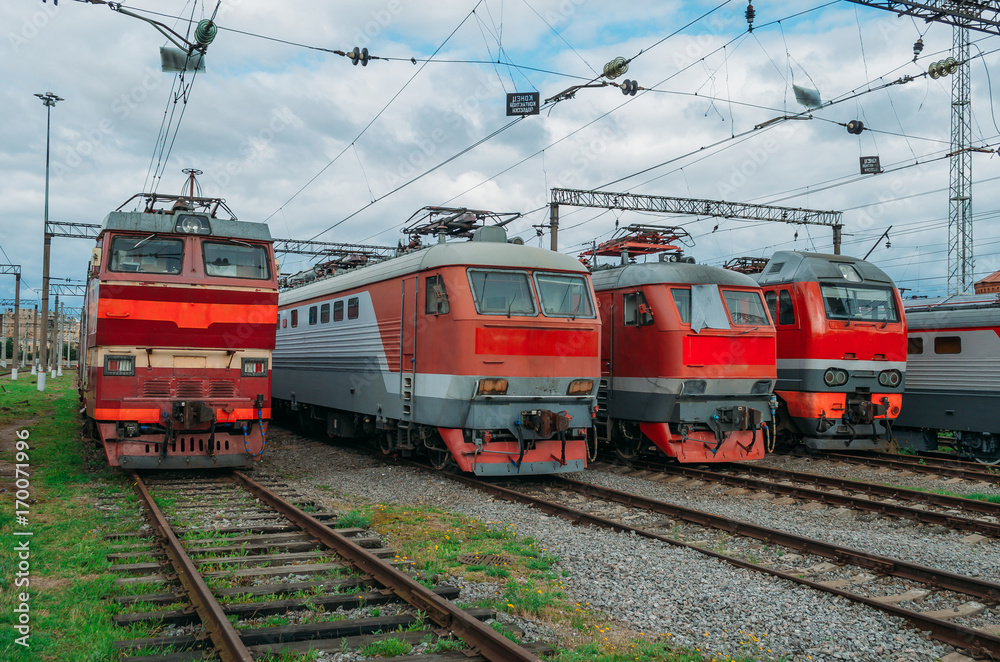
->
272 208 601 475
755 251 906 451
588 227 777 463
80 181 278 469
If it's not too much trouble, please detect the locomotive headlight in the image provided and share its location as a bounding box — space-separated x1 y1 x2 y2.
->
878 369 901 387
174 214 211 235
241 358 268 377
567 379 594 395
477 378 508 395
104 355 135 376
824 368 849 387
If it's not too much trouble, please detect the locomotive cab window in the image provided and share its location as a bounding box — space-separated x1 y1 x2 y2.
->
908 337 923 355
425 275 450 315
347 297 359 320
819 284 899 323
722 290 769 326
308 306 318 325
778 290 795 325
934 336 961 354
623 291 653 326
109 235 183 274
764 291 777 323
333 300 344 322
203 241 271 279
468 269 537 316
534 273 595 318
671 288 691 324
320 303 330 323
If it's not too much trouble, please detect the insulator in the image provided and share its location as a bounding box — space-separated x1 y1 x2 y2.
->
928 61 941 79
603 57 628 80
847 119 864 135
351 46 361 65
746 3 755 32
620 79 638 96
361 47 370 66
194 19 217 46
912 37 923 60
944 56 958 75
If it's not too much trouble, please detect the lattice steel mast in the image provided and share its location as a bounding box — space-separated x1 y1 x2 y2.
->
948 20 973 294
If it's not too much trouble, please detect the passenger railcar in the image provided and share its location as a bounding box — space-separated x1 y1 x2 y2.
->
80 187 278 469
893 294 1000 464
588 229 777 463
272 225 600 475
756 251 906 451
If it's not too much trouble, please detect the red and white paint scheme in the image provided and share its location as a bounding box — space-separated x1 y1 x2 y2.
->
587 229 776 463
894 294 1000 464
80 190 278 469
756 251 905 451
272 225 600 475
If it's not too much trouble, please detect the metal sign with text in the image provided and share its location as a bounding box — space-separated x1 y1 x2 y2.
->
506 92 540 116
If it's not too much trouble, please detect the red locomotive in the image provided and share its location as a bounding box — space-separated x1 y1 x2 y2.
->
272 208 600 475
588 227 777 463
755 251 905 451
80 177 278 469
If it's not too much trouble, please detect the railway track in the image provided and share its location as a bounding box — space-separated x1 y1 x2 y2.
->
404 462 1000 659
620 459 1000 538
803 450 1000 483
108 471 548 661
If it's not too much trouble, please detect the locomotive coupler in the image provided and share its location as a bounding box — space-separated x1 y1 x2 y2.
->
519 409 571 439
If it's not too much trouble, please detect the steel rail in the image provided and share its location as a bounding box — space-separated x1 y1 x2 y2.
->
131 472 253 662
628 460 1000 536
818 451 1000 483
419 467 1000 657
232 471 541 662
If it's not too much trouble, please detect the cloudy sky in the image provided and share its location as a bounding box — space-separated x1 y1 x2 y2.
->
3 0 999 310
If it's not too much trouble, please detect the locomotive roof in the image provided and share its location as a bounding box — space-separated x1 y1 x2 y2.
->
280 239 588 306
100 210 273 242
755 250 894 287
589 261 760 292
903 293 1000 330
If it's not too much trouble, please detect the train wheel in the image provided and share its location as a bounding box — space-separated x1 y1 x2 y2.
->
379 432 395 456
964 433 1000 465
613 435 643 461
424 435 456 471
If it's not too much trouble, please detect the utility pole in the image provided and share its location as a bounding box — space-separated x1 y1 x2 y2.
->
31 305 38 375
35 91 63 391
1 265 20 379
949 22 973 294
52 294 59 378
57 301 64 376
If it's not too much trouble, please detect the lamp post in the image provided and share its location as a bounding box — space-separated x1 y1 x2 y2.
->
35 91 63 392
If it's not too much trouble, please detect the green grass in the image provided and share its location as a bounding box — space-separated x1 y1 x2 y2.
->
334 509 371 529
0 376 141 661
894 485 1000 504
358 636 411 657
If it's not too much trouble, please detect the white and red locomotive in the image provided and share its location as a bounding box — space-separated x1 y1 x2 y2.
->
272 211 600 475
894 293 1000 464
80 187 278 469
588 227 777 463
755 251 905 451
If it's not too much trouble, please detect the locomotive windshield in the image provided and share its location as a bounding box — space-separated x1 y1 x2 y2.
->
534 273 595 318
468 269 537 315
109 235 183 274
820 284 899 323
722 290 770 326
203 241 271 279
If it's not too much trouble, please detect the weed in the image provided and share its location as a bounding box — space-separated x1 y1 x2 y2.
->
336 510 372 529
358 637 411 657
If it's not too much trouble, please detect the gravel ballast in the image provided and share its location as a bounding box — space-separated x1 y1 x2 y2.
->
260 434 988 662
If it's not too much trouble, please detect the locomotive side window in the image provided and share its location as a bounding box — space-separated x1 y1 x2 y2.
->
290 309 298 328
934 336 961 354
778 290 795 325
671 288 691 324
320 303 330 323
203 241 270 279
722 290 769 325
333 300 344 322
467 270 537 316
623 292 653 326
109 236 183 274
819 284 899 323
908 337 923 354
764 291 777 322
347 297 359 320
425 275 450 315
308 306 318 325
534 273 595 318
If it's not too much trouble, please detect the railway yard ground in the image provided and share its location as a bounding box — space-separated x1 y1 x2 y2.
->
2 376 1000 662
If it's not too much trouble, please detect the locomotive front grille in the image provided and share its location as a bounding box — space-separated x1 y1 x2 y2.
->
176 380 206 398
141 380 171 398
208 380 236 398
